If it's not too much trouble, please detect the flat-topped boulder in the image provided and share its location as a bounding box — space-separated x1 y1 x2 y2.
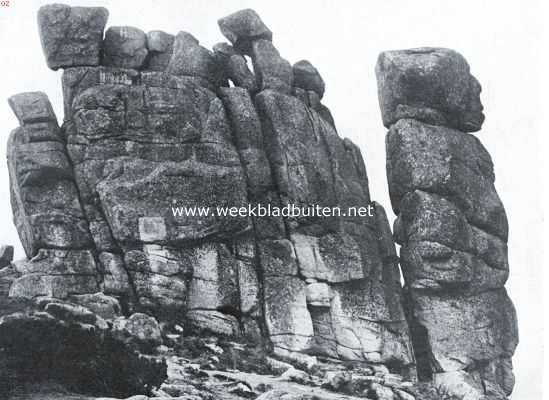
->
8 91 58 126
37 4 108 70
376 47 485 132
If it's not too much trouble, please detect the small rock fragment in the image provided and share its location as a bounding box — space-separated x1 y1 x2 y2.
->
370 382 396 400
229 382 255 398
204 342 224 355
321 370 352 392
112 312 163 351
279 367 312 385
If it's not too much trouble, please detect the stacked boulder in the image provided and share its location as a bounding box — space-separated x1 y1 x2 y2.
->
5 3 415 377
217 10 414 370
376 48 518 398
7 91 99 299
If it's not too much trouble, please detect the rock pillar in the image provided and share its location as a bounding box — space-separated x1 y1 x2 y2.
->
376 48 518 398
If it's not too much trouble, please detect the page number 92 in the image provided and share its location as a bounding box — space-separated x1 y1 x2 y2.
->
0 1 10 6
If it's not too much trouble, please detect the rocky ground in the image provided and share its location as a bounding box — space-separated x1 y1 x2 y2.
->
1 257 426 400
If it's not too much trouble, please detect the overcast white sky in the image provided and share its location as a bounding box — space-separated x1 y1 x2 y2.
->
0 1 544 398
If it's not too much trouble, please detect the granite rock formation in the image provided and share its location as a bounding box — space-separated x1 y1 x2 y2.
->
377 48 518 399
8 2 415 383
37 4 109 70
2 4 518 400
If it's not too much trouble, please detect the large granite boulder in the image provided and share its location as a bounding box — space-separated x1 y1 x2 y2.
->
217 9 273 55
146 30 175 71
251 40 293 94
376 48 485 132
166 31 223 86
37 4 108 70
293 60 325 99
377 48 518 398
213 42 257 92
387 119 507 240
103 26 148 69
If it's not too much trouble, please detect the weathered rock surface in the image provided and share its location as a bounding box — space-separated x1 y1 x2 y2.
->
4 5 519 400
0 245 14 268
251 40 293 94
166 32 223 86
68 292 122 319
103 26 148 69
0 298 166 398
7 91 98 301
146 31 174 71
218 9 273 55
293 60 325 99
376 48 485 132
214 43 258 92
377 48 518 399
112 312 163 352
7 92 93 258
37 4 109 70
8 4 414 378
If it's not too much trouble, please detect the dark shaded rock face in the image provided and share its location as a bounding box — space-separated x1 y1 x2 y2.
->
0 304 166 397
377 48 518 399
